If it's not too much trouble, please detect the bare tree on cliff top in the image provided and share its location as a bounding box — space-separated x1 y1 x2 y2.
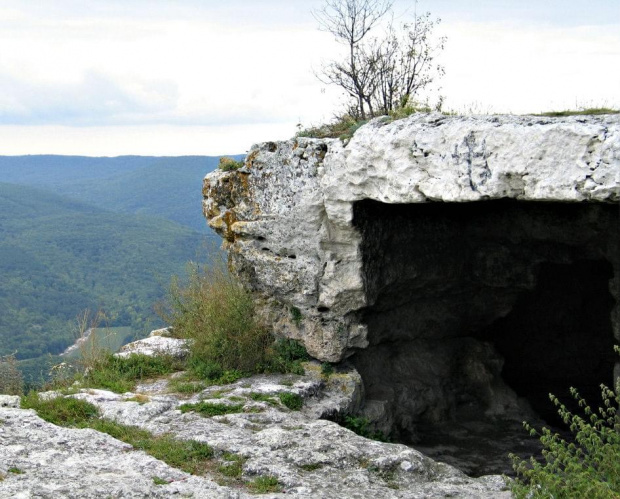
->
315 0 445 120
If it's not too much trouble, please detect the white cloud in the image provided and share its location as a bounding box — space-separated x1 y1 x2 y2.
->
0 1 618 154
439 22 620 114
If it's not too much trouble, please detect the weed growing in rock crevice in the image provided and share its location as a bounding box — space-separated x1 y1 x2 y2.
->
21 393 215 476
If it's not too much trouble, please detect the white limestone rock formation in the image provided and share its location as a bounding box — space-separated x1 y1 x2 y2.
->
203 113 620 362
203 114 619 472
0 363 509 498
115 335 190 359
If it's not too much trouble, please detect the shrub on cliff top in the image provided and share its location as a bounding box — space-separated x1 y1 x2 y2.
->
161 262 274 375
218 157 244 171
160 262 310 378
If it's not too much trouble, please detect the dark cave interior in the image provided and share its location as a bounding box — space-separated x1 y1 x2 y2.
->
351 199 619 475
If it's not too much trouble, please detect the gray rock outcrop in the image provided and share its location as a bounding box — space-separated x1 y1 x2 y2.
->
203 113 619 362
0 362 508 498
203 113 620 472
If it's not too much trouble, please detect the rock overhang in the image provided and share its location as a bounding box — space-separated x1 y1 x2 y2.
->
203 112 619 474
203 112 620 362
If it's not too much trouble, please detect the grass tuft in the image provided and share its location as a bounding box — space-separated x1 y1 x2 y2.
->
278 392 303 411
179 401 245 417
535 107 620 117
247 475 281 494
21 392 99 426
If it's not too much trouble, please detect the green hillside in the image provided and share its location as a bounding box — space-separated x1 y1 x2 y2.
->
0 155 243 231
0 182 211 363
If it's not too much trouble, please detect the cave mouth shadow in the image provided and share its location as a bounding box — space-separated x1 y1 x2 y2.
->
351 199 619 477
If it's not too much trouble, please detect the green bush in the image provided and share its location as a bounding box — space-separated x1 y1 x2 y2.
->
338 415 389 442
510 349 620 498
296 115 367 140
162 263 274 376
218 157 244 171
161 262 311 378
266 338 309 375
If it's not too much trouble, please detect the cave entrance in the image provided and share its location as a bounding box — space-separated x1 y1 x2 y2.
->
351 199 619 476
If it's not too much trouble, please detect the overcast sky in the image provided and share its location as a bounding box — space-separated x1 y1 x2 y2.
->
1 0 618 156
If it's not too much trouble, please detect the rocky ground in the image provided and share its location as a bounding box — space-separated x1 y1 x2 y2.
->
0 358 510 498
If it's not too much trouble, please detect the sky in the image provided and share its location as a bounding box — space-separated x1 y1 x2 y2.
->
0 0 618 156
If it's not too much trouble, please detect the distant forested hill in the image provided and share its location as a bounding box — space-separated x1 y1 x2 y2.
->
0 182 213 363
0 155 243 231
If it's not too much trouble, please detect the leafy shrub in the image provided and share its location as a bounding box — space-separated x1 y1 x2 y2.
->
290 306 303 327
320 362 334 378
162 263 274 376
161 262 311 378
0 354 23 395
218 157 244 171
510 347 620 498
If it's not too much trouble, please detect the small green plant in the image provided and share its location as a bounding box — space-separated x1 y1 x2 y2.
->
179 401 245 417
299 462 323 471
320 362 334 378
339 415 389 442
249 392 278 406
247 475 281 493
7 467 24 474
296 115 367 141
82 353 183 393
218 157 244 171
218 452 245 478
167 379 207 394
510 358 620 499
267 338 309 375
278 392 303 411
152 476 168 485
289 306 303 327
535 107 620 117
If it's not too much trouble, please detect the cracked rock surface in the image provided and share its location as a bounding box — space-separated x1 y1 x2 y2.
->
0 363 509 498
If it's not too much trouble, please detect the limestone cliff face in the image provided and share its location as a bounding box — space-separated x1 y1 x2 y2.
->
202 113 620 363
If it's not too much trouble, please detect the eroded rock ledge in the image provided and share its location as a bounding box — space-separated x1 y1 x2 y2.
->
203 113 619 360
203 113 620 473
